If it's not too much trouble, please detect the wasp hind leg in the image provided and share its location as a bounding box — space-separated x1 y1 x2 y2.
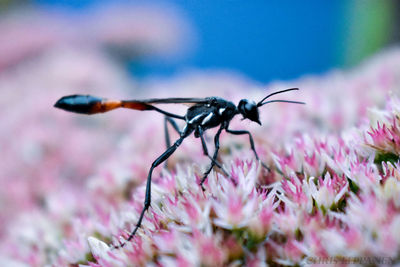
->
164 116 182 168
113 134 188 249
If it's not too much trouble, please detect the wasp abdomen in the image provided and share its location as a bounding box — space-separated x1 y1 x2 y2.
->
54 95 122 114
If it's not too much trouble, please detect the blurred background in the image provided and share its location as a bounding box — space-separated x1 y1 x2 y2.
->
0 0 399 82
1 1 400 264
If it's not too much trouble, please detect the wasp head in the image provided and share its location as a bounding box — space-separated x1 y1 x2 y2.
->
238 99 261 125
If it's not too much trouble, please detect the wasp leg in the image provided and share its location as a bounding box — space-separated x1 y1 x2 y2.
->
197 126 228 175
199 126 223 190
225 128 270 171
114 134 189 249
164 117 181 168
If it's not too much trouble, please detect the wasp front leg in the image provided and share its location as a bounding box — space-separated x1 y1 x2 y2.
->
225 128 270 171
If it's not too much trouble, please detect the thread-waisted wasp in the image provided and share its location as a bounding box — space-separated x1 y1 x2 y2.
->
54 87 304 248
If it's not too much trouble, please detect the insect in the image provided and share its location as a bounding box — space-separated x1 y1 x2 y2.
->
54 87 304 248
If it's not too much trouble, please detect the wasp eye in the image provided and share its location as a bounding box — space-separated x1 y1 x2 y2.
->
245 102 254 111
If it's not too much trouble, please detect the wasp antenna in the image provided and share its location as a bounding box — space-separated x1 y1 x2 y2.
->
257 88 299 107
260 99 305 106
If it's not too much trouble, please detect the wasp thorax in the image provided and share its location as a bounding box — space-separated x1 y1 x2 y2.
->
238 99 261 125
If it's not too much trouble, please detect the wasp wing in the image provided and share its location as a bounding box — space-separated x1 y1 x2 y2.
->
139 97 209 105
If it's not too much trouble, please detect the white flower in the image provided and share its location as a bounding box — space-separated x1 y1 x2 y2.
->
87 237 110 260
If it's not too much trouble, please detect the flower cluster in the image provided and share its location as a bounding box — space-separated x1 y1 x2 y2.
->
364 97 400 157
1 7 400 265
67 49 400 266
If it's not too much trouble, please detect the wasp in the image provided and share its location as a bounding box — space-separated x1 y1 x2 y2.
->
54 87 304 248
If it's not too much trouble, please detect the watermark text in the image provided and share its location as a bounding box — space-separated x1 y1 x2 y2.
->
306 256 394 265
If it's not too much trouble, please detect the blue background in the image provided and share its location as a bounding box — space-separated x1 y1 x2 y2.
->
33 0 395 82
